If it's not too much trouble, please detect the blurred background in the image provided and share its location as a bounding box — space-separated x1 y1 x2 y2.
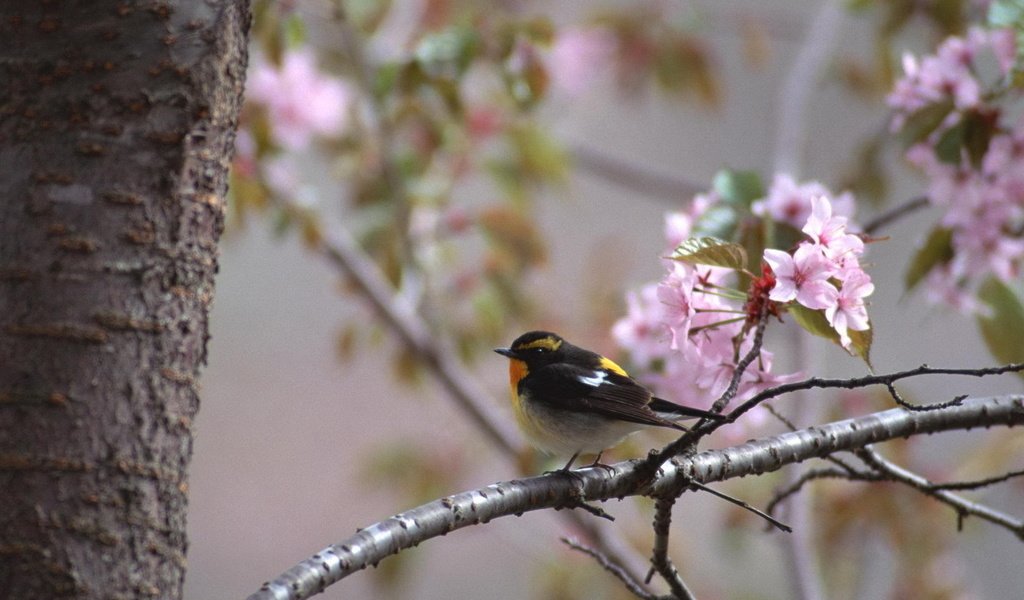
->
184 1 1024 598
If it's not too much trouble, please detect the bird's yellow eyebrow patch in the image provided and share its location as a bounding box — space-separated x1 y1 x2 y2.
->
598 356 628 377
514 337 562 352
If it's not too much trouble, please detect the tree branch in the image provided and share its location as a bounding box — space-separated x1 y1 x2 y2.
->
645 497 695 600
319 221 523 455
247 395 1024 600
854 447 1024 540
569 144 706 201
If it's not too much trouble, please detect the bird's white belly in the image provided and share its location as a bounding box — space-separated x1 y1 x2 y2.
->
516 398 644 457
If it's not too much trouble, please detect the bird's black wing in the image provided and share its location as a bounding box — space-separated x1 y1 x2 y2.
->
525 363 683 429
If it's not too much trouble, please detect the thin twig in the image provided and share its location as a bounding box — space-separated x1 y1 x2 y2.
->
729 363 1024 421
929 468 1024 491
687 480 792 533
884 382 965 411
765 466 878 516
855 447 1024 540
862 196 930 235
561 538 671 600
645 497 695 600
317 217 523 455
560 498 616 522
713 310 770 415
634 299 771 483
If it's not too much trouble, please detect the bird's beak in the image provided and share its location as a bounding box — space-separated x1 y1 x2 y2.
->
494 347 517 359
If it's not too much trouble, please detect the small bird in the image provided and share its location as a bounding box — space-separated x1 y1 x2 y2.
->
495 330 725 471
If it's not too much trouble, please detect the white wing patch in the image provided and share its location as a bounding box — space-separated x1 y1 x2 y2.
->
577 370 608 387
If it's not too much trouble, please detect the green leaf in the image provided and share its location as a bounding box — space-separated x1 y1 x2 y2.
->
519 16 555 44
373 62 401 98
508 124 568 184
692 203 738 240
737 217 767 276
671 237 748 270
900 100 954 147
934 119 966 164
788 304 872 366
283 13 306 48
847 324 873 368
963 110 996 170
904 227 954 291
977 277 1024 376
789 304 839 343
414 26 480 80
772 223 807 254
989 0 1024 30
712 169 765 208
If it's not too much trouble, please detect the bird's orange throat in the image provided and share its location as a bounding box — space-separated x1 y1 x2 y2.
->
508 359 528 395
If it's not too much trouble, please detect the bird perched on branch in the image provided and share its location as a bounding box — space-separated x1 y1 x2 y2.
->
495 330 725 471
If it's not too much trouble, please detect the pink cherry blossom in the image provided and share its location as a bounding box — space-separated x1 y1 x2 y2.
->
764 245 838 310
802 196 864 260
248 50 353 150
656 262 697 350
825 270 874 348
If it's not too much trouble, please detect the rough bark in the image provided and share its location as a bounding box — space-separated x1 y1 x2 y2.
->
0 2 249 598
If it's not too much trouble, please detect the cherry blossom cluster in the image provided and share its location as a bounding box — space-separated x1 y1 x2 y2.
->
888 27 1016 130
612 243 785 428
613 176 874 428
888 27 1022 312
905 120 1024 312
764 196 874 348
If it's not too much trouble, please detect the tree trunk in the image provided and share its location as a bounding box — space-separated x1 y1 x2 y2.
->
0 2 249 598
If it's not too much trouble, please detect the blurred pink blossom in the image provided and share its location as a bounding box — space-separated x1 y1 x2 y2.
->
924 266 984 315
889 28 1024 313
611 284 670 369
248 49 353 150
753 174 854 229
888 27 1016 130
546 27 617 97
990 27 1018 75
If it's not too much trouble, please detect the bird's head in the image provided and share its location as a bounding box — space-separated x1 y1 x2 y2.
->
494 330 567 367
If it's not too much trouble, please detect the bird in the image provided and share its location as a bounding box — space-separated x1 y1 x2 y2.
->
495 330 725 471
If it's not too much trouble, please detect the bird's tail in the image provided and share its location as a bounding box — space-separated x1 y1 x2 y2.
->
650 397 726 421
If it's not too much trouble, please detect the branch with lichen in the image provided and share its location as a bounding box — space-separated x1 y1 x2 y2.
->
247 395 1024 600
